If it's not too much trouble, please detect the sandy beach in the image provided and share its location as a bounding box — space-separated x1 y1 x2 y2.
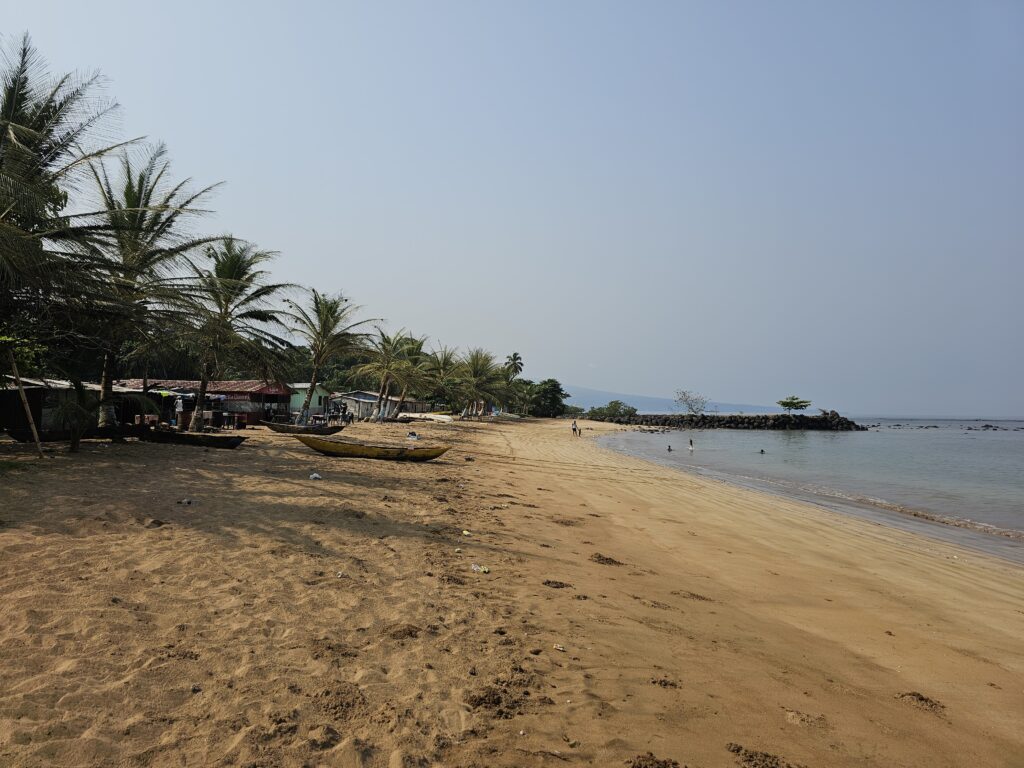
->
1 419 1022 767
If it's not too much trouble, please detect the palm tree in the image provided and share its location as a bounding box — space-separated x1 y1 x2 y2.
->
284 288 371 420
89 143 221 425
1 33 133 455
184 237 290 431
460 348 503 418
353 328 415 420
389 335 430 416
504 351 523 379
427 345 464 410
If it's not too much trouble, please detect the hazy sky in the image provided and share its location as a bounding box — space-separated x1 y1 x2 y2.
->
7 2 1023 416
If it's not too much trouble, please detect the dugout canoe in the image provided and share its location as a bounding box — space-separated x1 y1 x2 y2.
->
261 421 344 435
292 434 450 462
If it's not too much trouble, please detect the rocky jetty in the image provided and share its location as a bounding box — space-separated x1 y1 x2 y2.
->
594 410 865 431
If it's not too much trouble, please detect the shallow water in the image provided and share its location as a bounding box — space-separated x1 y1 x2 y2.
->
597 418 1024 564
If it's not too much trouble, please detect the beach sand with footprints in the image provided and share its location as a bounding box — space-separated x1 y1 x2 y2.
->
1 419 1022 767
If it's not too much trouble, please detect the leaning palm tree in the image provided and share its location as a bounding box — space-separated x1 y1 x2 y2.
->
426 345 464 410
183 237 290 431
460 348 503 418
389 335 430 416
89 143 221 425
0 33 134 455
353 328 414 420
284 288 371 420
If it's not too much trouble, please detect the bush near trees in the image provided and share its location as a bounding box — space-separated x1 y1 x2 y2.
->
586 400 637 420
529 379 571 418
777 395 812 413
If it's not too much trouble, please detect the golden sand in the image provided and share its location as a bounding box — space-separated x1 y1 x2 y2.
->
1 419 1022 767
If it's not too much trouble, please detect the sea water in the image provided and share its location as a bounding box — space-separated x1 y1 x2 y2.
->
597 419 1024 564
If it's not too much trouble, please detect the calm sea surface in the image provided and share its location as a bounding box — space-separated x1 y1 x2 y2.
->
597 419 1024 564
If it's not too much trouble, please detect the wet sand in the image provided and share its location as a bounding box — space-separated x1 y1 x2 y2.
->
1 419 1022 767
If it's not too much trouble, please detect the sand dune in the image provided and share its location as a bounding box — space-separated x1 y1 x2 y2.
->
1 420 1022 767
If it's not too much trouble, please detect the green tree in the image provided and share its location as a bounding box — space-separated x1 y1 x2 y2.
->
284 289 370 419
426 345 464 409
0 33 131 454
530 379 570 418
89 143 220 425
354 328 416 419
586 399 637 420
777 395 812 414
184 237 290 430
460 347 503 417
504 351 523 379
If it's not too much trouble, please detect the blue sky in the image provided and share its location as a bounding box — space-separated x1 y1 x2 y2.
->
7 1 1023 416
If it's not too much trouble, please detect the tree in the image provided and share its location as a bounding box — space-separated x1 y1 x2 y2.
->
184 237 290 431
460 348 503 417
425 345 464 409
777 395 811 414
530 379 570 418
504 351 523 379
284 289 370 420
586 400 637 420
675 389 708 415
354 328 415 420
89 143 220 425
1 33 131 454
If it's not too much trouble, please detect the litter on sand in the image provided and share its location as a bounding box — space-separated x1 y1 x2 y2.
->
462 530 471 536
553 644 566 652
309 473 322 480
470 564 490 574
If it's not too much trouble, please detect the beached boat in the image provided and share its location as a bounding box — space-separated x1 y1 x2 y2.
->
260 421 344 435
395 413 455 424
139 428 248 449
292 434 451 462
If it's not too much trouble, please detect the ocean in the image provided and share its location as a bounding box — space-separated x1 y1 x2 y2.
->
596 418 1024 564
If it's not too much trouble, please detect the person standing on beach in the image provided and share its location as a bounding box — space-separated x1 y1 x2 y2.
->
571 420 578 436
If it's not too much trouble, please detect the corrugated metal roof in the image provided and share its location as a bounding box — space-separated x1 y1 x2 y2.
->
115 379 291 395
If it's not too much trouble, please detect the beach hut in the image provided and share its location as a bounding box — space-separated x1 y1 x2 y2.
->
331 390 434 420
0 376 142 439
288 383 332 417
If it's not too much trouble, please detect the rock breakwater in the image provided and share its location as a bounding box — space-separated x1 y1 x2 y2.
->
593 411 865 431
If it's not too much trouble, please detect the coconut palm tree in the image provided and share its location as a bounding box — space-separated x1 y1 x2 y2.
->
426 345 464 410
1 32 133 455
284 288 371 420
460 347 503 418
504 351 523 379
389 335 430 416
184 237 290 431
353 328 415 420
89 143 221 425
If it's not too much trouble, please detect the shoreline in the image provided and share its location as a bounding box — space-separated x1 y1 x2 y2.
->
595 431 1024 564
2 420 1023 766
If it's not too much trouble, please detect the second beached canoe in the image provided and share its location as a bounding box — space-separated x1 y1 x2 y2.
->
260 421 344 435
292 434 451 462
139 428 248 449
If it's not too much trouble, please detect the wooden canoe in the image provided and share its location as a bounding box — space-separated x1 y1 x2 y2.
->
260 421 344 435
292 435 450 462
140 428 248 449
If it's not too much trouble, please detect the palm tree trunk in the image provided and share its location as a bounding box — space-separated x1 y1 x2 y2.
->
393 385 408 417
189 365 210 431
300 367 319 422
374 376 389 422
97 352 116 427
7 348 43 459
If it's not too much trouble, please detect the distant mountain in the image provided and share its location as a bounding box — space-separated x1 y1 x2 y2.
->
564 385 781 415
